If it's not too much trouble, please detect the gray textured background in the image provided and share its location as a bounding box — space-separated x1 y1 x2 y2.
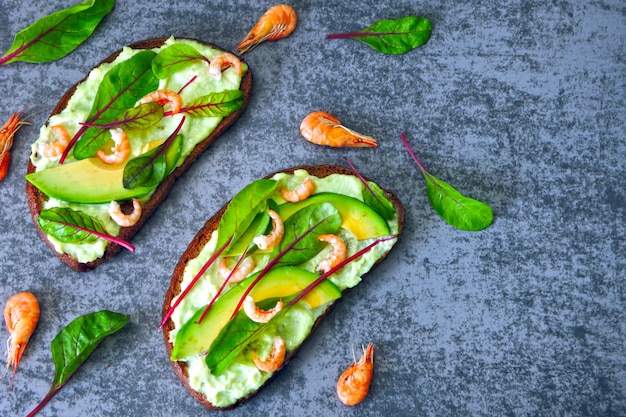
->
1 1 624 416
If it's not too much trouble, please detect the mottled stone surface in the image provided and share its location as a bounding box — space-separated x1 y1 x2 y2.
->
0 1 624 416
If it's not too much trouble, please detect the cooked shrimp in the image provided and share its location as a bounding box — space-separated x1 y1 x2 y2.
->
243 296 283 323
0 112 27 181
317 234 347 273
4 292 39 378
109 198 142 227
300 111 378 148
96 128 130 165
136 89 182 115
218 256 256 283
252 210 284 250
253 335 286 372
281 177 316 202
237 4 297 54
337 343 374 406
208 53 243 80
40 124 71 158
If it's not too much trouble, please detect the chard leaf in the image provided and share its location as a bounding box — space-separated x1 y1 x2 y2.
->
0 0 115 66
401 133 493 231
69 50 159 161
273 202 342 265
151 44 208 79
122 118 184 189
327 16 432 55
363 181 397 220
82 102 164 131
37 207 135 252
181 90 244 118
26 310 128 416
216 179 280 252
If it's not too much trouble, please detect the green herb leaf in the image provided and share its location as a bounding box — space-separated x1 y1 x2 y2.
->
180 90 244 118
400 133 493 231
344 157 396 220
273 202 342 265
151 44 208 79
67 50 159 162
216 179 280 251
25 310 128 417
81 102 164 131
0 0 115 66
37 207 135 252
326 16 431 55
122 117 184 189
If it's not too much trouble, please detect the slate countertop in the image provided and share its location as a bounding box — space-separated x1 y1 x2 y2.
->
1 1 624 416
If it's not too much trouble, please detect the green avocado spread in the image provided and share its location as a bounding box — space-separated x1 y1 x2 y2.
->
26 37 247 263
168 169 399 407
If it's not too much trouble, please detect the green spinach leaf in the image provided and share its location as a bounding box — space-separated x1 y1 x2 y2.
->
327 16 431 55
68 50 159 161
25 310 128 417
81 102 164 131
38 207 135 252
0 0 115 66
152 43 208 79
181 90 244 118
273 202 342 265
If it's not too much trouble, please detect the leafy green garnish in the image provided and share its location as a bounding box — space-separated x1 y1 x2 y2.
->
344 157 396 220
25 310 129 417
272 202 342 265
80 102 164 131
326 16 431 55
63 50 159 163
151 44 209 79
38 207 135 252
400 133 493 231
175 90 244 118
0 0 115 66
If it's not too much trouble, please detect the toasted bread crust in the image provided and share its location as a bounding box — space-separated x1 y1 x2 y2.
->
25 38 253 272
162 164 405 410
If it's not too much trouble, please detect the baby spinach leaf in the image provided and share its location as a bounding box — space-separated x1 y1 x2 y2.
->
400 133 493 231
26 310 128 417
67 50 158 162
123 117 184 189
216 179 280 252
326 16 431 55
273 202 342 265
38 207 135 252
180 90 244 118
152 43 208 79
0 0 115 66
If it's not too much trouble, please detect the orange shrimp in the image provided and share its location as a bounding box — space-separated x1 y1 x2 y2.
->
218 256 256 283
208 53 243 80
4 292 40 378
243 296 283 323
237 4 297 54
109 198 142 227
40 124 70 159
252 335 286 372
317 234 347 273
337 343 374 406
252 210 284 250
96 128 130 165
300 111 378 148
0 112 27 181
136 89 182 115
281 177 316 202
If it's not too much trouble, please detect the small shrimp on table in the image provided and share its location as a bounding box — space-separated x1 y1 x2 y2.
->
337 343 375 406
300 111 378 148
209 53 243 80
237 4 297 54
4 291 40 377
0 112 27 181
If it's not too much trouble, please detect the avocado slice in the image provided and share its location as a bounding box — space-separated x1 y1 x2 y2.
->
278 192 390 240
171 266 341 361
26 135 182 204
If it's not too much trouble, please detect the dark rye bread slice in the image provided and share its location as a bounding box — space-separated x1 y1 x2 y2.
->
162 164 405 410
25 37 252 272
